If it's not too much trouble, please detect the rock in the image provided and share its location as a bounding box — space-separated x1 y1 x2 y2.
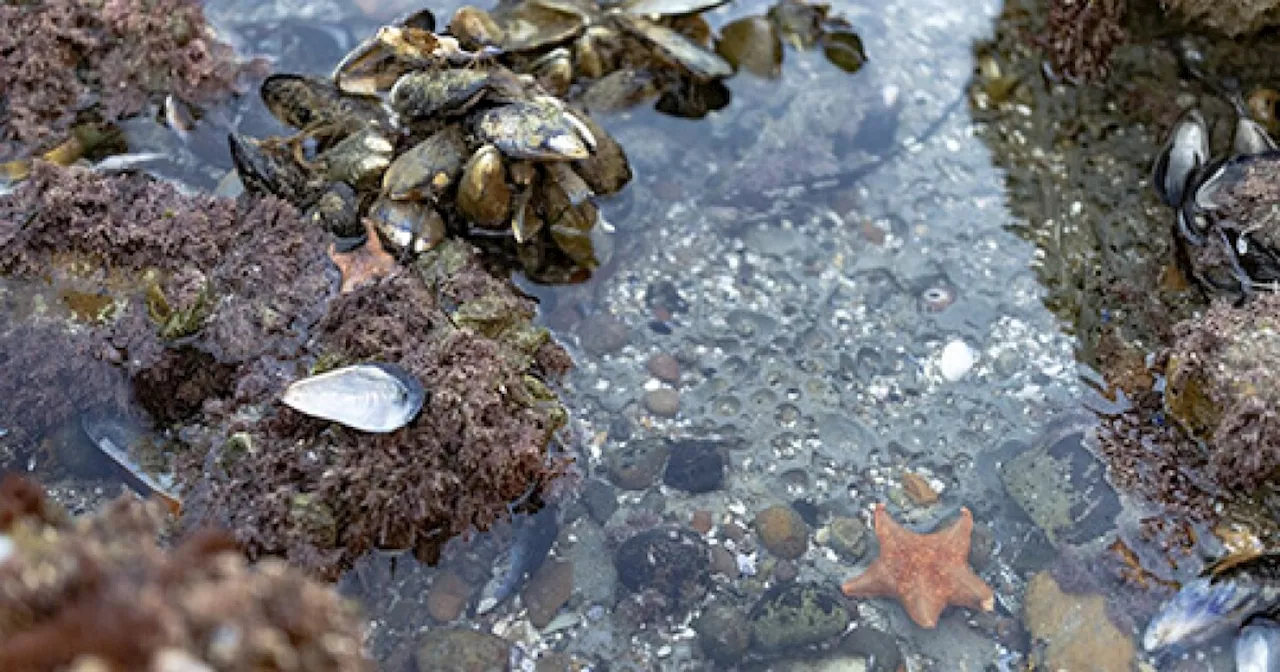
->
772 559 798 583
900 471 939 506
523 559 575 629
696 603 751 665
578 314 630 356
415 629 512 672
690 509 714 535
710 545 737 577
1162 0 1280 35
1023 571 1134 672
615 527 710 610
749 582 851 653
647 353 681 382
643 388 681 417
1000 423 1120 544
755 504 809 559
607 438 670 490
581 478 618 524
426 568 472 623
663 439 726 493
826 516 869 560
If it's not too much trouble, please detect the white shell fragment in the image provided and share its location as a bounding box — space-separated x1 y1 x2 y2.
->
937 339 976 382
280 363 426 433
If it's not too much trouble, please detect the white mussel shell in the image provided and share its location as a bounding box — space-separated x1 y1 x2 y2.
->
280 363 425 433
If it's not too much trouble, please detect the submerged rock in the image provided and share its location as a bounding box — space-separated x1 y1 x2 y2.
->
748 581 851 653
1023 571 1135 672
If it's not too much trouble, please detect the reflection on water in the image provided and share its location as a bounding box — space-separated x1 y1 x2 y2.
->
4 0 1263 667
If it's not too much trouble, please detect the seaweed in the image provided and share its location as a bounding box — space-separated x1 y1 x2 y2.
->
1038 0 1127 83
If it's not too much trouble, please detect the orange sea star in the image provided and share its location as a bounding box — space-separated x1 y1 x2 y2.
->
840 503 995 628
328 219 396 293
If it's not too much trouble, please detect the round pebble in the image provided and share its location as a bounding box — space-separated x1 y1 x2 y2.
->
690 509 714 535
696 603 750 665
826 516 869 560
606 438 670 490
938 338 976 381
647 353 681 382
754 505 809 560
577 314 630 356
425 569 472 623
644 388 681 417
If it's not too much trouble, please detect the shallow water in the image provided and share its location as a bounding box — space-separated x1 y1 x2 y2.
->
3 0 1266 668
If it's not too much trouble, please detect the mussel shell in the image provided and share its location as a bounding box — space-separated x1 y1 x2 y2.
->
450 6 506 49
578 69 659 113
280 362 426 433
306 182 363 239
716 16 782 79
390 69 491 120
614 15 732 80
458 144 513 229
334 27 443 96
1233 116 1279 157
227 133 325 206
261 74 386 134
822 30 867 74
493 2 587 51
617 0 730 17
544 161 594 206
382 126 469 200
369 197 447 253
475 102 592 161
319 127 394 189
1153 108 1210 209
1237 617 1280 672
528 48 575 98
567 109 631 195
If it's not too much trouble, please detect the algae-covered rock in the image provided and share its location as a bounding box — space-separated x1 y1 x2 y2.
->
1165 294 1280 490
1163 0 1280 35
748 581 851 652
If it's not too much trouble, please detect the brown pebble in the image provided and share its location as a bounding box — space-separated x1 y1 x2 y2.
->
644 388 680 417
523 559 575 629
426 569 472 622
710 545 737 577
754 505 809 560
772 559 798 583
647 353 681 383
690 509 714 535
901 471 939 506
721 521 746 542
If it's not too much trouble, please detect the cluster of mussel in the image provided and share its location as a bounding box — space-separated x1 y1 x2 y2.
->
229 8 633 282
1153 95 1280 299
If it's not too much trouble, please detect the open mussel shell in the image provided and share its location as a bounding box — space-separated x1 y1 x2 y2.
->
476 101 592 161
615 15 732 80
80 410 182 515
280 362 426 433
716 16 782 79
617 0 731 17
494 2 588 52
1153 108 1210 209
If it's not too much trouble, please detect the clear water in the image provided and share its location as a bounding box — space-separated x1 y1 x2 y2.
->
1 0 1251 668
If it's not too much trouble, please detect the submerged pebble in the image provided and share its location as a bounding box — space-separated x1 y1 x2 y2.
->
938 339 976 381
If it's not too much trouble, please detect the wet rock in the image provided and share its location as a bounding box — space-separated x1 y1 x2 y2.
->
748 582 851 653
772 559 799 583
578 314 630 356
614 527 711 610
690 509 714 535
415 629 512 672
1162 0 1280 35
607 438 670 490
647 353 681 383
999 422 1120 544
825 516 869 560
581 478 618 524
643 388 681 417
1023 571 1134 672
426 569 472 623
524 559 575 629
663 439 726 493
710 545 738 577
696 602 751 665
900 471 939 506
755 504 809 559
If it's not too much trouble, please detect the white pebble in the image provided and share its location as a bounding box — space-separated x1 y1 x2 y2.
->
938 339 976 382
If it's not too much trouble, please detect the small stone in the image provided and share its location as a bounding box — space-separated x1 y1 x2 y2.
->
615 527 711 612
749 582 850 652
696 603 751 665
647 353 681 383
690 509 714 535
523 559 575 629
772 559 798 583
581 479 618 524
416 629 512 672
1023 571 1134 671
754 505 809 560
710 545 737 577
827 516 869 560
426 569 472 623
901 471 939 506
644 388 681 417
578 314 630 356
938 339 976 381
607 438 670 490
721 522 746 542
663 439 726 493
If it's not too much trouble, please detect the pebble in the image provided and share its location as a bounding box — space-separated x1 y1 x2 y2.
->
938 338 976 381
522 559 575 629
606 438 670 490
695 603 751 665
647 353 681 383
581 478 618 524
709 545 737 577
644 388 681 417
901 471 939 506
1023 571 1134 671
615 527 711 611
772 559 798 583
425 568 472 623
690 509 714 535
415 629 511 671
578 314 630 356
754 505 809 560
663 439 726 493
826 516 870 560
